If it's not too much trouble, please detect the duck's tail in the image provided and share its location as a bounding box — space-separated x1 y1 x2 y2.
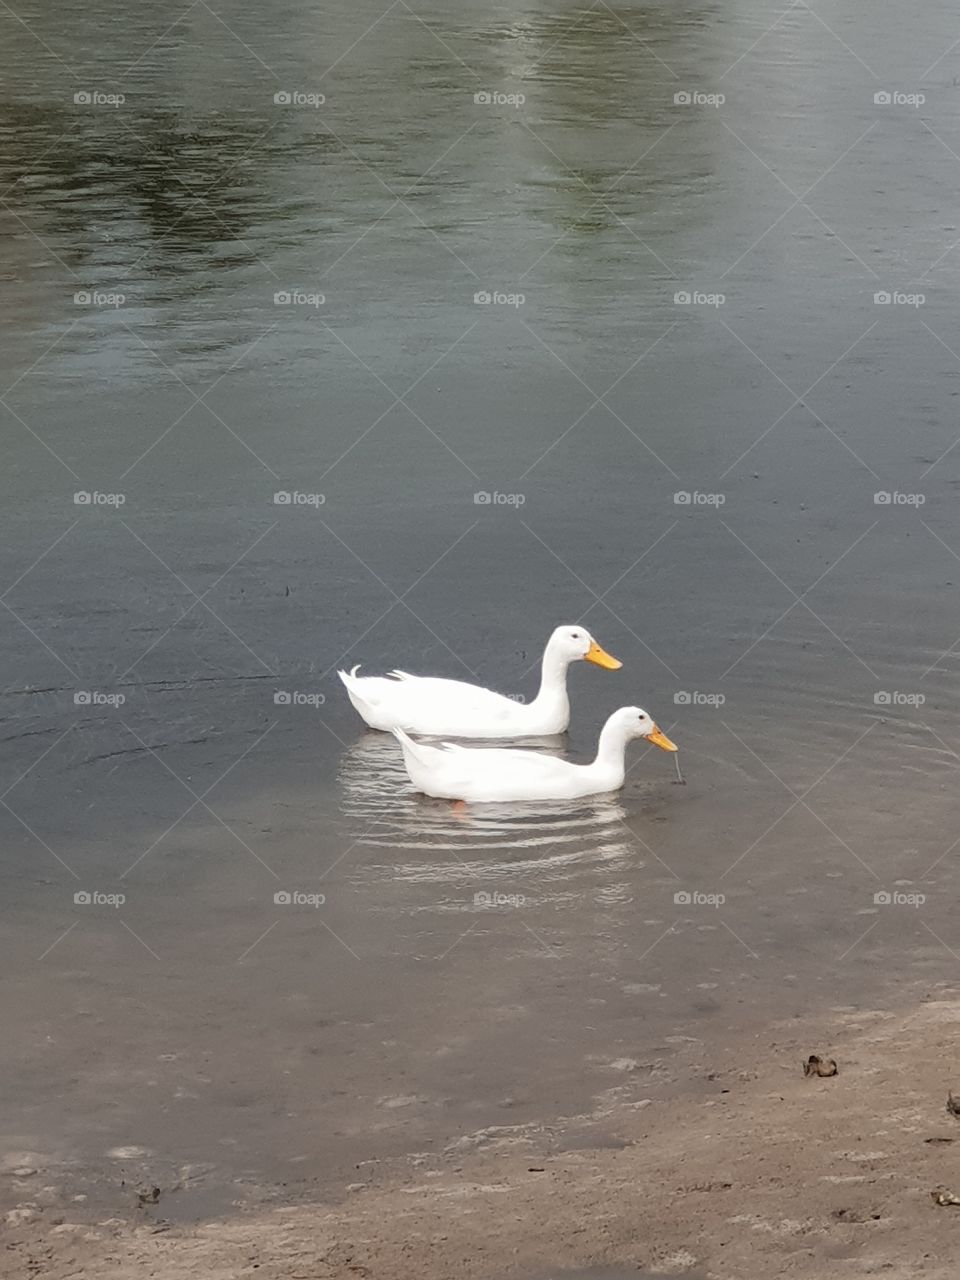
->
392 724 420 756
337 664 362 693
339 664 385 729
391 725 444 768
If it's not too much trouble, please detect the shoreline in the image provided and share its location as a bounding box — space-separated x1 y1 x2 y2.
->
7 991 960 1279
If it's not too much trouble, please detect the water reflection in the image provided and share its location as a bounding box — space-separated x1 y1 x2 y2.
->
0 0 718 379
1 109 278 263
338 731 635 881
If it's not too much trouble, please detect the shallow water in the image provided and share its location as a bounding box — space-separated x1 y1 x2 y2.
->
2 0 960 1220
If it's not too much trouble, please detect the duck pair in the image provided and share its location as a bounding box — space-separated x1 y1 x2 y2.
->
338 626 678 803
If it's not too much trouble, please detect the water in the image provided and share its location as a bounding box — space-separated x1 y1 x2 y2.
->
2 0 960 1220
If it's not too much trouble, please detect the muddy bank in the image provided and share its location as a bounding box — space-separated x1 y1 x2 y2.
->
6 994 960 1279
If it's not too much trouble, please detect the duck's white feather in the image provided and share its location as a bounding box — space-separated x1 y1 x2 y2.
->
337 626 621 738
391 707 676 802
339 668 523 734
393 727 586 801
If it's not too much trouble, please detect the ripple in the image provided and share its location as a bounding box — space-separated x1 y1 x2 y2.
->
338 732 636 881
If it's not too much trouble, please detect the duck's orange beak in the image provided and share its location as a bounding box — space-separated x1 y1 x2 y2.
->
584 640 622 670
645 725 678 752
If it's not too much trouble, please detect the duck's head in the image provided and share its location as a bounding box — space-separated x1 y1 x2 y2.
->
614 705 678 751
548 625 622 670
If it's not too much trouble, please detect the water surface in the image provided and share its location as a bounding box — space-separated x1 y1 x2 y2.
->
2 0 960 1221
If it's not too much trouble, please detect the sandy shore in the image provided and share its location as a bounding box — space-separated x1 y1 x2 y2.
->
6 993 960 1279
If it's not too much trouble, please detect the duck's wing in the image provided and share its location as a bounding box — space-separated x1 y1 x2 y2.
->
377 678 524 734
392 676 519 716
437 742 575 784
341 670 513 712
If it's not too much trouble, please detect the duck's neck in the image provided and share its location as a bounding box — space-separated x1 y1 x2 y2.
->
528 644 570 723
589 718 630 787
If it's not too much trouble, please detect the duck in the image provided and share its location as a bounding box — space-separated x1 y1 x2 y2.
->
338 625 621 738
392 706 678 802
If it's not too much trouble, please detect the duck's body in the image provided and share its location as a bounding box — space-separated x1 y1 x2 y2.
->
393 706 678 802
339 670 556 736
338 626 620 738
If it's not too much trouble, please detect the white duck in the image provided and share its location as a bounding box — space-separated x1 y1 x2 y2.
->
338 625 621 738
393 706 678 802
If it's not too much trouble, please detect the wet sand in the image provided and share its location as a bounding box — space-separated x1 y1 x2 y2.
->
6 991 960 1279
